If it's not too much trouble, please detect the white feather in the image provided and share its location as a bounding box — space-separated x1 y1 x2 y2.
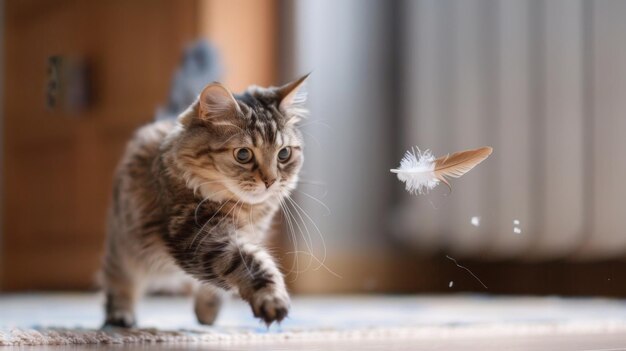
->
391 145 493 195
390 148 440 195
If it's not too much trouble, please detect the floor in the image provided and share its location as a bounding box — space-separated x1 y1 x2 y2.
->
9 334 626 351
2 293 626 350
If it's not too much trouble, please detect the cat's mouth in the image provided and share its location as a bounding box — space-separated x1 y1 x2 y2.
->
225 181 280 204
240 189 279 204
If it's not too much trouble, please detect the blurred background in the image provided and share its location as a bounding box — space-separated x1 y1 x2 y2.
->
3 0 626 296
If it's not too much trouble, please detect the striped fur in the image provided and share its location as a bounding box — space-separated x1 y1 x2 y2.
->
102 78 307 328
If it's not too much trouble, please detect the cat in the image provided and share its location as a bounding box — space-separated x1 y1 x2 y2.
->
101 75 308 328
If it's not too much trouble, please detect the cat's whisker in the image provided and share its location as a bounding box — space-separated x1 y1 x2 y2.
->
235 200 253 277
195 198 241 254
293 189 331 216
283 252 316 275
298 182 328 187
194 180 227 186
280 189 325 277
283 196 317 273
281 198 312 280
301 130 321 147
190 180 225 195
194 189 229 225
194 199 239 255
188 195 235 250
283 197 316 272
285 196 340 278
283 250 342 279
298 119 333 131
279 199 301 281
194 197 211 226
284 199 322 275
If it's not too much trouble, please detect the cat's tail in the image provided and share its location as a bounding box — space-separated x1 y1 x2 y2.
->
155 39 222 121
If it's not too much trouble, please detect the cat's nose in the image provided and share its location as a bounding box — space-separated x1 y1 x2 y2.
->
263 178 276 189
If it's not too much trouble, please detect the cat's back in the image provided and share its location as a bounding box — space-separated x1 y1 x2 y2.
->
111 119 177 217
107 118 190 278
124 119 175 162
116 119 176 180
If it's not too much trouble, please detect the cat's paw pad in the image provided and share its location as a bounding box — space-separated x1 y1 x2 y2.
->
103 311 136 328
250 289 290 326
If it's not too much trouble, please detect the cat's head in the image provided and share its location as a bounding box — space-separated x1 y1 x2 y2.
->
172 75 308 204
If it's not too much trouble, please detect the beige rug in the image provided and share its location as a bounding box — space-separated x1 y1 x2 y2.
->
2 294 626 346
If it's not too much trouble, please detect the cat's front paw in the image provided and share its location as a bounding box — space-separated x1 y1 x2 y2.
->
250 288 290 326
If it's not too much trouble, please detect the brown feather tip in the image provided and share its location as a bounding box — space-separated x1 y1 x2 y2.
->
433 146 493 187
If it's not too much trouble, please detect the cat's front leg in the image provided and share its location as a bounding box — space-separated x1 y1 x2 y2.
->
169 211 290 325
218 238 290 325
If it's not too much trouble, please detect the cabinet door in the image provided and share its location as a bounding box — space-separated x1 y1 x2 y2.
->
2 0 197 290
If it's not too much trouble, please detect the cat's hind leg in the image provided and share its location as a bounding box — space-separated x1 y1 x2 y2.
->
101 254 143 328
194 284 223 325
104 290 137 328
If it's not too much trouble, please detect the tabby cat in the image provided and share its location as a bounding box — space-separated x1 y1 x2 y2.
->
101 75 308 328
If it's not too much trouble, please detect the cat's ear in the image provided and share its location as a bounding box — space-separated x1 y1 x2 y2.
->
276 73 309 123
178 83 241 127
198 83 241 120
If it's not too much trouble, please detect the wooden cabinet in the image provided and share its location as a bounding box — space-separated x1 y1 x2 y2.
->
1 0 278 290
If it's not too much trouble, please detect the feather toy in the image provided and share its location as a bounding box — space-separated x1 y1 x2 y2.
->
390 146 493 195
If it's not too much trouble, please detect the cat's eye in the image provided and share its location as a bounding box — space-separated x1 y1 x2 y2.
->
277 147 291 162
234 148 253 163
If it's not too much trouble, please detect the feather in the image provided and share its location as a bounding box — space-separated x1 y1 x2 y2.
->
390 146 493 195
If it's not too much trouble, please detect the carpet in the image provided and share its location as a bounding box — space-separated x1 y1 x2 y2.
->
2 294 626 346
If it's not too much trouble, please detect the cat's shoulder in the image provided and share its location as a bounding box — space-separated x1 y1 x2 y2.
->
133 119 178 144
120 119 178 167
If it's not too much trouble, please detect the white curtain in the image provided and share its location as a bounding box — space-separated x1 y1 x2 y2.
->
398 0 626 260
285 0 626 261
